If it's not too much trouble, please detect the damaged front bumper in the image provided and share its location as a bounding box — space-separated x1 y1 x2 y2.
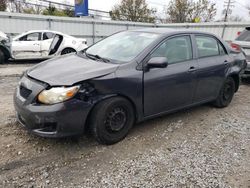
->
13 75 93 138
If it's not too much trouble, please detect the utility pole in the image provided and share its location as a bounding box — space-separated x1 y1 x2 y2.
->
221 0 234 39
223 0 235 22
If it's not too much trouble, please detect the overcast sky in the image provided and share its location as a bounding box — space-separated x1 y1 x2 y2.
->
58 0 250 21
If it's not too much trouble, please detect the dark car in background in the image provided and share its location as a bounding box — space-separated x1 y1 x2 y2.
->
14 29 246 145
231 27 250 79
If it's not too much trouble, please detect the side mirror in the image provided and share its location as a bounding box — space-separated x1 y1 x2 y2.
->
147 57 168 68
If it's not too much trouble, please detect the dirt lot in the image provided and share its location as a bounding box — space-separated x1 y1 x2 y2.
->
0 65 250 187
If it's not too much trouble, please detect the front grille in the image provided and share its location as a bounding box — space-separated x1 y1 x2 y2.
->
20 85 32 99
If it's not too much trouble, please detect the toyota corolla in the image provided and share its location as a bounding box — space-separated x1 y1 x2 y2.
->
14 29 246 145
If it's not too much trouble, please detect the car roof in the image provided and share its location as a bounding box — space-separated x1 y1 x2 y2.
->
25 30 63 35
130 28 215 37
12 30 75 41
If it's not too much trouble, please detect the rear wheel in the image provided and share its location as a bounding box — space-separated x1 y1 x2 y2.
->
61 48 76 55
0 50 5 64
90 97 135 145
213 77 235 108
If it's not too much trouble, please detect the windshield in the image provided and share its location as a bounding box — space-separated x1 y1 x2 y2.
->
86 31 160 63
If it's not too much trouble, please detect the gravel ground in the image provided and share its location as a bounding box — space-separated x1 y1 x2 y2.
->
0 67 250 187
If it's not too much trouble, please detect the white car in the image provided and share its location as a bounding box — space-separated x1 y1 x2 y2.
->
0 30 88 62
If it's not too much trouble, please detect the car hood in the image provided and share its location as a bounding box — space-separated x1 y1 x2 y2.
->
27 54 119 86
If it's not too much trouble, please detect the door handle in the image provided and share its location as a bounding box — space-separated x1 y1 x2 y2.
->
33 43 40 45
188 66 197 72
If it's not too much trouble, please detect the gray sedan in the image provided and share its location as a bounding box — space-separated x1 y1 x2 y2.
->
231 27 250 79
14 29 246 145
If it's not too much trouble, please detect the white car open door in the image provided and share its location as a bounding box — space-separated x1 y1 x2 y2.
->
40 32 56 58
48 34 63 56
11 32 42 59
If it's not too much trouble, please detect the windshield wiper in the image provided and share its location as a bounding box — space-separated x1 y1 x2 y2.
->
85 51 110 63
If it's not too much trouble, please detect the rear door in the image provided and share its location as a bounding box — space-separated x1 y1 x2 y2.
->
41 32 55 57
143 35 198 116
193 35 230 102
11 32 42 59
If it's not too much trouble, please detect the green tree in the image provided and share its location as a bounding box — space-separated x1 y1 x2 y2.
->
42 5 74 17
42 6 66 17
23 6 37 14
167 0 192 23
0 0 7 11
167 0 216 23
110 0 156 23
63 7 74 17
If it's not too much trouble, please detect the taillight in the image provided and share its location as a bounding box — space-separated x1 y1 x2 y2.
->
237 31 241 36
230 42 241 52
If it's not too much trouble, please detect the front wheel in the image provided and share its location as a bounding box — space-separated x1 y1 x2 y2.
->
90 97 135 145
213 77 235 108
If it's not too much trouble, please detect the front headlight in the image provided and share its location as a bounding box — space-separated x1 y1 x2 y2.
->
38 85 80 105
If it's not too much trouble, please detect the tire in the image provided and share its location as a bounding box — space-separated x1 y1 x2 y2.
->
213 77 235 108
0 50 5 64
61 48 76 55
90 97 135 145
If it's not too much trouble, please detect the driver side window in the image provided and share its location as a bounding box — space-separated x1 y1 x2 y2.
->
151 35 193 64
19 32 41 41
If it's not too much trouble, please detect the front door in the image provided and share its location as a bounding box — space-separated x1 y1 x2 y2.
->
11 32 42 59
144 35 198 117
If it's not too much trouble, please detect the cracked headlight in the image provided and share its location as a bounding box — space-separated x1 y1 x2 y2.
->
38 85 80 105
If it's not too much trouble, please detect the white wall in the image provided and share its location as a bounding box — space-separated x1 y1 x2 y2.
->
0 12 249 45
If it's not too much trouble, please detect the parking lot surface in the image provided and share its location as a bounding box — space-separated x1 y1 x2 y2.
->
0 65 250 187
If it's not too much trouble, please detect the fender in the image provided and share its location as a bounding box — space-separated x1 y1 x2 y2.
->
225 66 241 92
83 92 140 128
226 65 242 77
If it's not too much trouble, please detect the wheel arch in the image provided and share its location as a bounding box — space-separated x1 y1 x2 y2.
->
228 74 240 92
60 47 77 55
84 94 138 131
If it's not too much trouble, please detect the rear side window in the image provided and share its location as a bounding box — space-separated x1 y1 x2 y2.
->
43 32 55 40
195 36 219 58
151 35 193 64
236 30 250 41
